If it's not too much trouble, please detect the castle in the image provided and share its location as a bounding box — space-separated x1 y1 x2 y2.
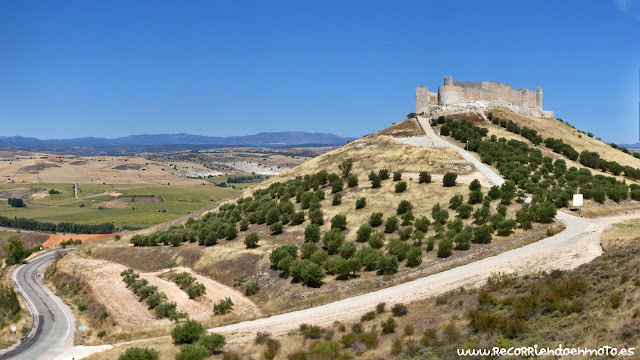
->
416 76 553 119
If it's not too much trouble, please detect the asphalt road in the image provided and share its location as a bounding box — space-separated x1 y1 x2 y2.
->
1 251 75 360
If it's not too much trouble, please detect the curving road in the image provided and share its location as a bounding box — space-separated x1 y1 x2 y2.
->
1 251 75 360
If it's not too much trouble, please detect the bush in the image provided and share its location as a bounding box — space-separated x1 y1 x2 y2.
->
213 297 234 315
244 232 260 248
449 195 463 210
7 198 25 208
175 343 209 360
397 200 413 215
186 283 206 299
309 208 324 225
406 247 422 267
379 169 390 180
331 179 344 194
469 179 481 191
361 311 376 321
356 224 373 243
360 331 379 349
270 222 284 235
395 181 407 193
370 173 381 188
443 172 457 187
369 212 384 227
155 302 177 318
355 197 367 209
347 175 358 187
244 280 260 295
473 224 493 244
376 302 386 313
391 303 408 316
418 171 432 184
437 238 453 258
171 320 206 344
384 216 399 233
381 318 397 334
367 232 384 249
330 214 347 230
393 171 402 181
456 204 473 219
304 224 321 243
301 242 319 259
324 229 345 254
377 254 399 275
291 211 305 225
332 193 342 206
136 285 157 300
414 216 431 232
290 260 325 287
310 340 340 359
198 333 226 354
341 333 357 348
118 347 159 360
146 292 166 309
496 219 517 236
338 242 357 259
468 190 483 204
339 158 353 177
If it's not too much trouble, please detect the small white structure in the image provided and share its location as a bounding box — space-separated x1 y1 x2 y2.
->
572 194 584 207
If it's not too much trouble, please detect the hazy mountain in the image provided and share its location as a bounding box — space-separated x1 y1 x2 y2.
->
0 132 356 149
619 142 640 149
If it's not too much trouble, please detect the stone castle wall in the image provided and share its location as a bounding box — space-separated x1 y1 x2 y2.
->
416 76 552 119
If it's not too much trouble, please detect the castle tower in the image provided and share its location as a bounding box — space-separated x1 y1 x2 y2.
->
444 76 453 86
535 87 543 109
416 86 430 114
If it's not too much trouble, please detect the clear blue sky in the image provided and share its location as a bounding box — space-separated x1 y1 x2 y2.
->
1 0 639 143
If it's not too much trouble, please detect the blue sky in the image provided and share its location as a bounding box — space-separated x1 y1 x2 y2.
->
1 1 639 143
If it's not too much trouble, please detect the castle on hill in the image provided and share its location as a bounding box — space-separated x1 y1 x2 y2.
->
416 76 553 119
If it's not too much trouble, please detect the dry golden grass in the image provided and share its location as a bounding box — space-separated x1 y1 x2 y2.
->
600 218 640 251
579 199 640 218
489 108 640 169
461 113 640 187
0 155 211 186
274 135 466 184
376 118 425 137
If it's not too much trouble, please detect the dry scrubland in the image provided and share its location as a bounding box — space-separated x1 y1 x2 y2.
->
87 222 640 360
45 251 261 345
489 108 640 170
35 111 640 358
60 127 561 351
0 155 213 185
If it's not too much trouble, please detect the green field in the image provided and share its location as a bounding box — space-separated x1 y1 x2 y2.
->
204 174 268 189
0 183 237 229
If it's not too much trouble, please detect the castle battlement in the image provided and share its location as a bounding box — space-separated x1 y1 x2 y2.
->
416 76 553 119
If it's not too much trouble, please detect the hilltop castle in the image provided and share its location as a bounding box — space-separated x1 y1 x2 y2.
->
416 76 553 119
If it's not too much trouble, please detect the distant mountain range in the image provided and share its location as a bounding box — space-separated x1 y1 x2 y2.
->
619 143 640 149
0 132 356 150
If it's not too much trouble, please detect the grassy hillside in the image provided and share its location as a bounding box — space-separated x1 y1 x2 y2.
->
75 121 562 344
489 108 640 169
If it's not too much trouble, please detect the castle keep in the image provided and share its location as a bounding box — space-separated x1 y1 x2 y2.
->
416 76 553 119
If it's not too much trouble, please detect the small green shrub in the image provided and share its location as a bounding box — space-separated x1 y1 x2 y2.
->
244 280 260 296
118 347 159 360
443 172 457 187
244 232 260 248
171 320 206 344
